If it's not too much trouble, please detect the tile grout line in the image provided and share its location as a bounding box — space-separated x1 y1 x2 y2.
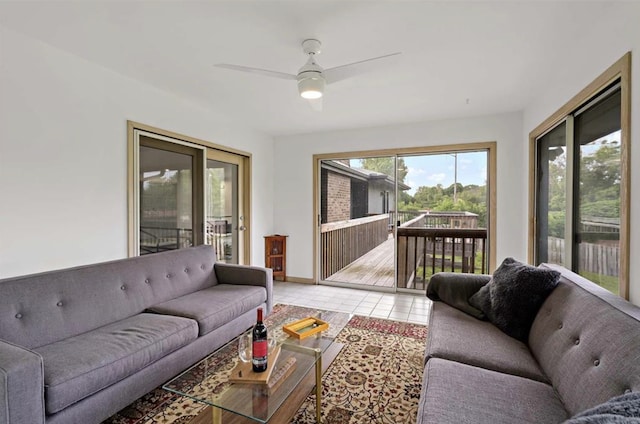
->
273 282 430 324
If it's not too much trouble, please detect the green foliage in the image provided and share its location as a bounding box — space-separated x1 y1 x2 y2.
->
207 169 224 216
548 158 566 212
413 184 444 206
543 139 621 236
141 172 180 216
580 199 619 219
579 270 619 295
432 196 486 228
548 211 565 238
398 201 421 211
399 182 487 227
581 143 621 188
443 183 464 197
362 157 408 183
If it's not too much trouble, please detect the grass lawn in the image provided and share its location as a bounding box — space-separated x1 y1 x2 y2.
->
579 270 619 295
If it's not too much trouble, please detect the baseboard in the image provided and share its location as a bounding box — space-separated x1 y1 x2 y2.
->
282 276 315 284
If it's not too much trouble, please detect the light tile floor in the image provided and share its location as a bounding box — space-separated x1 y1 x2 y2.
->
273 281 432 325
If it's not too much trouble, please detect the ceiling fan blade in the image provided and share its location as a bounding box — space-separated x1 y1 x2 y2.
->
215 64 296 80
323 52 402 84
308 97 323 112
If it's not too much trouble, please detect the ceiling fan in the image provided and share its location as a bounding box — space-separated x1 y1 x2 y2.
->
215 39 401 110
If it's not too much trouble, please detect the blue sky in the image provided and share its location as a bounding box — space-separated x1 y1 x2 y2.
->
353 151 488 195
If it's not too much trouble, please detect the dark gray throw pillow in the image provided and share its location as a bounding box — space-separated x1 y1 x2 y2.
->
468 257 560 342
563 391 640 423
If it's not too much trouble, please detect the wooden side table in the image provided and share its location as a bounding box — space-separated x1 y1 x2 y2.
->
264 235 287 281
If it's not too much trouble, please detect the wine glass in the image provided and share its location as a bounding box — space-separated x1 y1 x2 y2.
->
268 334 277 354
238 332 252 363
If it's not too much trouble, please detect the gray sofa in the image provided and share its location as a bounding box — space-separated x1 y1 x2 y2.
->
0 245 272 424
418 263 640 423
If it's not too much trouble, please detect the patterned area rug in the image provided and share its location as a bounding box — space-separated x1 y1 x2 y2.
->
102 304 427 424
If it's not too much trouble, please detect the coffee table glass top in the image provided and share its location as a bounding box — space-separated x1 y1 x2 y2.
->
162 308 350 423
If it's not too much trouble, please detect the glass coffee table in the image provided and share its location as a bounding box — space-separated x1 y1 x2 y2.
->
163 309 348 423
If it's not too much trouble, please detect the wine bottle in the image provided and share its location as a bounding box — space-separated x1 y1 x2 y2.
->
252 307 268 373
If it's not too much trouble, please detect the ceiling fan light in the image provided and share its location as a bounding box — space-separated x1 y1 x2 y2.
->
298 76 324 99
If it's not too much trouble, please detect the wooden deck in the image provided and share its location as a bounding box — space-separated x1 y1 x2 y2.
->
325 236 395 287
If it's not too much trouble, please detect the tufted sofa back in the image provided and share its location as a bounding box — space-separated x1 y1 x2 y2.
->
0 245 218 349
529 263 640 415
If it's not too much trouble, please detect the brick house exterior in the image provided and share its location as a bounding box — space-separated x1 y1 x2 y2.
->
320 160 410 224
324 170 351 222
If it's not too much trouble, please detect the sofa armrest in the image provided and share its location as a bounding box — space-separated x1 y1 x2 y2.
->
426 272 492 319
214 263 274 314
0 339 45 424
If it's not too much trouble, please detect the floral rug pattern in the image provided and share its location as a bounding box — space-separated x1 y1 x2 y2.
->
102 305 427 424
291 315 427 424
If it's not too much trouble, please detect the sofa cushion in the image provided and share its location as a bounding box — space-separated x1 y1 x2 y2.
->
0 245 217 349
529 264 640 416
35 313 198 414
147 284 267 336
426 302 548 383
469 257 560 342
417 358 567 424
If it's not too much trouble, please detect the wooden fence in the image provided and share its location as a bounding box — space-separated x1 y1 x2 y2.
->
548 237 619 277
321 214 389 280
397 227 487 290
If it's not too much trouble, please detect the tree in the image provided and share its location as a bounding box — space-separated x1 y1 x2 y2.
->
413 184 445 209
443 182 464 197
432 197 487 228
579 142 620 207
361 157 408 183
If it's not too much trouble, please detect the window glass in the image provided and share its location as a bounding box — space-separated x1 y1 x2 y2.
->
574 89 621 294
535 122 567 266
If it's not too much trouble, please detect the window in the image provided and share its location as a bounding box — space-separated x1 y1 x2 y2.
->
530 53 630 298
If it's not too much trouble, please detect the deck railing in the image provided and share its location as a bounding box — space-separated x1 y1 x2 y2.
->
321 214 389 280
397 226 487 290
206 219 231 262
139 226 193 255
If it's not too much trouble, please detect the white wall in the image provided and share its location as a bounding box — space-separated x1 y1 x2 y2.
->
523 2 640 304
367 180 386 216
274 112 524 281
0 26 275 278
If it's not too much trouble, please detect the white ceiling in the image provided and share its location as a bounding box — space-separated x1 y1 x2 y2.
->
0 1 612 136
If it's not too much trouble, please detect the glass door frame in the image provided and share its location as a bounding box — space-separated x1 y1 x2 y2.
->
131 130 206 257
528 52 631 299
313 143 497 293
206 149 246 264
128 121 252 263
317 155 399 293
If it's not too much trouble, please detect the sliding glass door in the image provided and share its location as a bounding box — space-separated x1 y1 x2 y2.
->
138 135 203 255
317 147 493 293
396 151 489 290
131 126 249 263
206 150 245 264
319 157 397 289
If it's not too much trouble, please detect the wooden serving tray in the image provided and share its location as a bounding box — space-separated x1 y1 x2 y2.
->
282 317 329 340
228 345 281 384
